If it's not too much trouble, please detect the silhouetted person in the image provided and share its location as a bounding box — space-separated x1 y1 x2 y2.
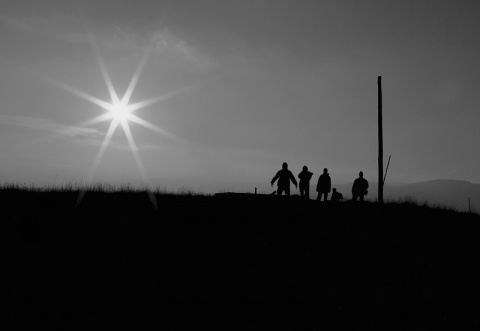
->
298 165 313 199
351 171 369 201
271 162 298 196
330 188 343 202
316 168 331 202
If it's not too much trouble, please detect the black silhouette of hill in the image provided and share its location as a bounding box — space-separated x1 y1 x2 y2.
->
333 179 480 212
4 187 480 329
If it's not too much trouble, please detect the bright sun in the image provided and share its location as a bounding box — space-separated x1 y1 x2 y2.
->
109 101 131 122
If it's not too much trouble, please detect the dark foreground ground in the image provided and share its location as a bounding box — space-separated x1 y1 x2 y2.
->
4 189 480 330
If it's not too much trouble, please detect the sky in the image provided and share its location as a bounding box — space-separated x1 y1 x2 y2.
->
1 0 479 193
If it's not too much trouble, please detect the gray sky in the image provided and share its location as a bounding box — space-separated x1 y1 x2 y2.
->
1 0 479 193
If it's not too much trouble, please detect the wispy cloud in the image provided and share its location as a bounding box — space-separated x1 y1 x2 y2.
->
0 13 88 44
0 13 216 72
0 114 103 139
151 29 215 69
0 13 143 49
0 114 157 150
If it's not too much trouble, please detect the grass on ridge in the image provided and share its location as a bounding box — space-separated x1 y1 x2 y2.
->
0 182 204 196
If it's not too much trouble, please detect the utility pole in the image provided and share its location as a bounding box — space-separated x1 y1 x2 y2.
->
378 76 384 204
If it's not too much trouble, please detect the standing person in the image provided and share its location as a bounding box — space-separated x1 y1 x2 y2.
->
351 171 369 201
316 168 331 202
271 162 298 196
298 166 313 199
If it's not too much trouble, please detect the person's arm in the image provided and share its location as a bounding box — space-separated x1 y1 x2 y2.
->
290 172 298 187
271 171 280 186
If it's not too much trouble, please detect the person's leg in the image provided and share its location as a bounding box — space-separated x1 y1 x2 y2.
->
285 186 290 196
299 186 305 198
323 193 328 202
359 194 364 202
305 186 310 200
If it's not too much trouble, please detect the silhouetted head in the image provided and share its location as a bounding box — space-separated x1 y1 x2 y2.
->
303 165 308 171
359 171 363 178
323 168 328 174
333 188 337 192
282 162 288 170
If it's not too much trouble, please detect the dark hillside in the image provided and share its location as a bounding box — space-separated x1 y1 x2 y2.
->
4 189 480 329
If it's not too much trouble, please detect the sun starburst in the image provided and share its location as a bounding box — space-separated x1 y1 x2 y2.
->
47 36 188 207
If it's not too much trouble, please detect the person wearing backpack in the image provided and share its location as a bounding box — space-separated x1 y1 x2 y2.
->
351 171 369 201
298 165 313 199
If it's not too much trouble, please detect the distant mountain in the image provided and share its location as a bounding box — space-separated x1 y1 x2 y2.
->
331 179 479 213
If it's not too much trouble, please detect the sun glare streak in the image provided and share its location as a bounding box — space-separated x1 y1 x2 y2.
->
121 120 158 208
90 36 120 104
128 113 181 141
87 119 120 182
47 78 112 111
127 82 203 113
127 94 174 113
121 38 156 105
77 118 120 204
121 121 146 178
77 113 113 127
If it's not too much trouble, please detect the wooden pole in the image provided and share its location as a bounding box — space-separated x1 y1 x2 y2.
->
378 76 384 204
